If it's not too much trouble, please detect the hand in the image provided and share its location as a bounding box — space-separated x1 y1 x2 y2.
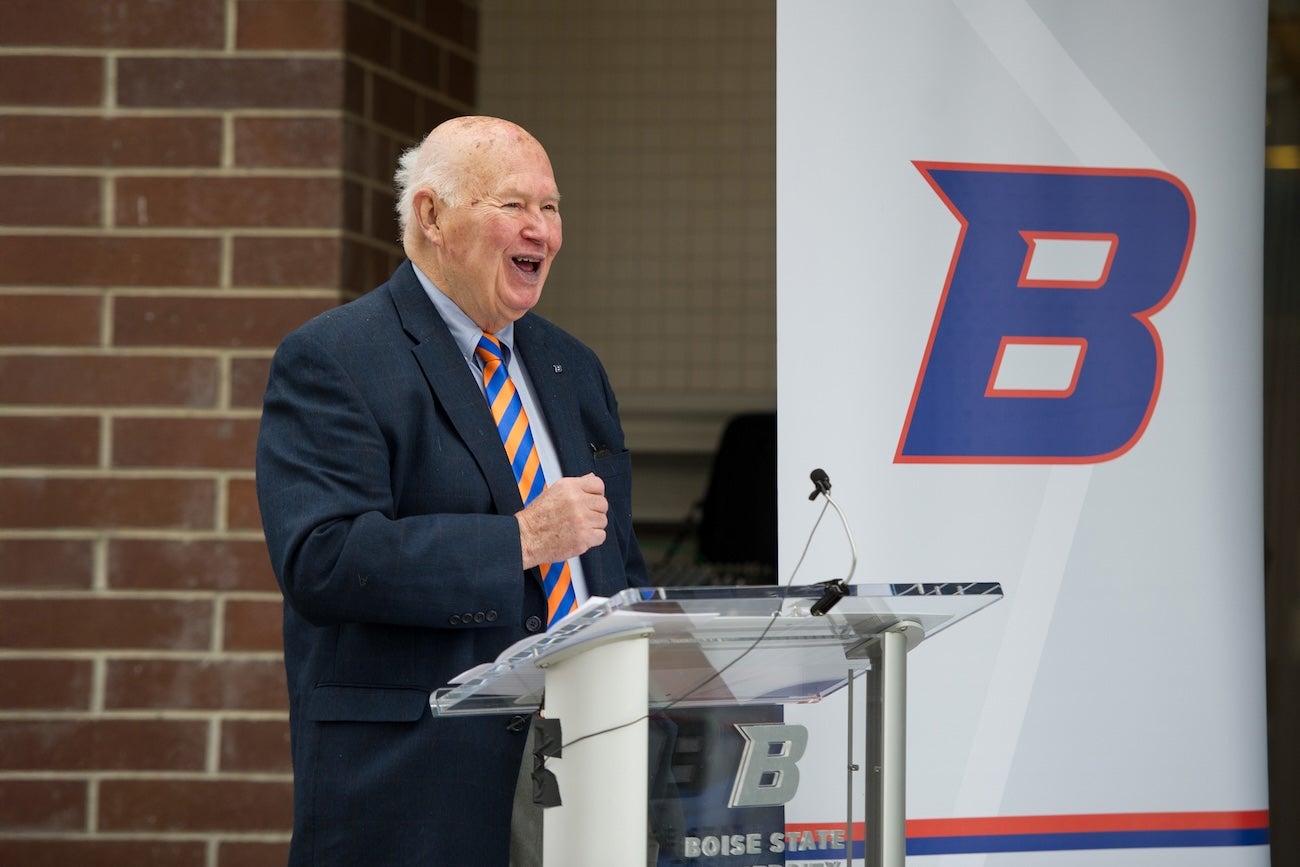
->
516 473 608 568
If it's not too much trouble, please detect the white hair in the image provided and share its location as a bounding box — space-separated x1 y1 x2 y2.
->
393 139 468 244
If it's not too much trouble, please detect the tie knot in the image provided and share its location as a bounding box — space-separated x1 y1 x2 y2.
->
475 333 505 366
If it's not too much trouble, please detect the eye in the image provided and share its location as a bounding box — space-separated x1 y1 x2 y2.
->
502 202 523 210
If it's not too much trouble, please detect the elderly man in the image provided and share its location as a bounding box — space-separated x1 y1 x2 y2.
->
256 116 648 866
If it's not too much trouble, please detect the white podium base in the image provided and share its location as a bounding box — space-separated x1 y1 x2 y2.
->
541 632 649 867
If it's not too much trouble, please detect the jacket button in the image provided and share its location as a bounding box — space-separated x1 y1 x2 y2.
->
525 615 543 633
485 610 498 622
449 614 462 625
473 611 486 623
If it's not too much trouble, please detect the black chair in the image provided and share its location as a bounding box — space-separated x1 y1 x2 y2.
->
656 411 777 585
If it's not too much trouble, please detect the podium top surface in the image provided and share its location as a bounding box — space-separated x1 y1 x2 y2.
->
430 581 1001 716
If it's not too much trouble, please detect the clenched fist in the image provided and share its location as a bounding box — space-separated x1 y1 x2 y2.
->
516 473 608 568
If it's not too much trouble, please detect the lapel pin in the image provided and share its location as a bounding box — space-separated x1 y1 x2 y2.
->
552 364 563 374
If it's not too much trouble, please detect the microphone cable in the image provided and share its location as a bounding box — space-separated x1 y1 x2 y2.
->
808 469 858 614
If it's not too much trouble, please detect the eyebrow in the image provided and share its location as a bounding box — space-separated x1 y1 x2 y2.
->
497 187 562 205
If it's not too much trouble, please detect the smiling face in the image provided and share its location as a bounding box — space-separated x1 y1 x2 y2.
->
410 121 563 334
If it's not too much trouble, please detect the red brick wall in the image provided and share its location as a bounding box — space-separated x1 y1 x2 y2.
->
0 2 476 863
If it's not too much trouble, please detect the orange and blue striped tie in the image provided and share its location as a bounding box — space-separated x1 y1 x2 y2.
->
475 333 576 628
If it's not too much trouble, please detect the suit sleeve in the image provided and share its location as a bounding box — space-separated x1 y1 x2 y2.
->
255 328 527 629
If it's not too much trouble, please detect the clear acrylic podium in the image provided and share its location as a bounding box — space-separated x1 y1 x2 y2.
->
430 582 1002 867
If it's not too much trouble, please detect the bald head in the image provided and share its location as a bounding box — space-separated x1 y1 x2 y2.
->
395 116 550 245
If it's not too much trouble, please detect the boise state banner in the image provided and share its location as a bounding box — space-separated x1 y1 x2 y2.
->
770 1 1270 866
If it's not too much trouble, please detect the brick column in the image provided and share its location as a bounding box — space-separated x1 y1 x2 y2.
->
0 1 476 864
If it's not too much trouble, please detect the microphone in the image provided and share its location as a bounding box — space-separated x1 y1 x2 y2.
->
808 467 832 500
806 468 858 615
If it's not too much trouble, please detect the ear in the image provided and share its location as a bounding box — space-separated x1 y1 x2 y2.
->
412 189 444 245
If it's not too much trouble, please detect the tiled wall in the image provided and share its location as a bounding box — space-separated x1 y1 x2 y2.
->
479 0 777 474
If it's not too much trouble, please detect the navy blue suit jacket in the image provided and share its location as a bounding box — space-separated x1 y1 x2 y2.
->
256 261 648 865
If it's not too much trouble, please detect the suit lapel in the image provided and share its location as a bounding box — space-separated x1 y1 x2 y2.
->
389 264 524 516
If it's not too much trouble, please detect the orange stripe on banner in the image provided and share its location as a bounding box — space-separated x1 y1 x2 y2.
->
908 810 1271 837
786 810 1270 841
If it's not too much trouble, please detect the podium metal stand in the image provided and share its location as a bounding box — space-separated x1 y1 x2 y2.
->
430 582 1001 867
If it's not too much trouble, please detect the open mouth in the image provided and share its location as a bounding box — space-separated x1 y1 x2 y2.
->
512 256 542 274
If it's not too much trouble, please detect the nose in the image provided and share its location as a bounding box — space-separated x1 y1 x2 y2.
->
520 210 544 236
520 206 555 242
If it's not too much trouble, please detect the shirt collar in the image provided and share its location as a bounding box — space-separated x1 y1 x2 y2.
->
411 263 515 365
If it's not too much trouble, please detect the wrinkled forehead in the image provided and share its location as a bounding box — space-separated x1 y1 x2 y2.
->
463 133 558 198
